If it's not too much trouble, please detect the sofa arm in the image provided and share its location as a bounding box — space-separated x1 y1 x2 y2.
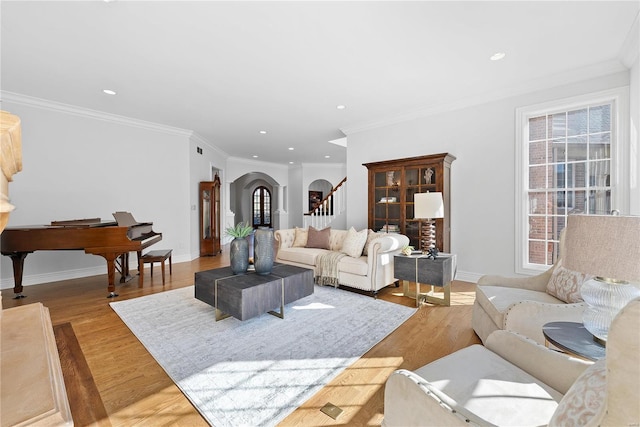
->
486 330 591 395
477 266 554 292
369 233 409 256
274 229 295 249
383 369 472 427
504 300 585 346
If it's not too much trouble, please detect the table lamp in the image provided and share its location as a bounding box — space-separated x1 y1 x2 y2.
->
563 214 640 344
414 192 444 253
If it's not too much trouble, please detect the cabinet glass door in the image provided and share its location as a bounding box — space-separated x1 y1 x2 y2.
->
202 189 211 239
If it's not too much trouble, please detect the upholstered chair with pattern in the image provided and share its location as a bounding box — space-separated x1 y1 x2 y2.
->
472 228 594 345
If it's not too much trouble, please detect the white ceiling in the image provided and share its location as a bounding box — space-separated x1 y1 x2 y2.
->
1 1 638 165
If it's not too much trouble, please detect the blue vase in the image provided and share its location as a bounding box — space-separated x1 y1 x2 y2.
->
254 228 274 275
229 237 249 275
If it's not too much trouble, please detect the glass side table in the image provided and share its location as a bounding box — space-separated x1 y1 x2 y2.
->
393 253 456 307
542 321 605 361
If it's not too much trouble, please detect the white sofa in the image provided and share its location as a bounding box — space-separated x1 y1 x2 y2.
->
383 297 640 426
274 227 409 295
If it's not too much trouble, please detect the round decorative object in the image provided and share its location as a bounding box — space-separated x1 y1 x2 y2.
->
254 228 275 275
229 237 249 275
581 277 640 343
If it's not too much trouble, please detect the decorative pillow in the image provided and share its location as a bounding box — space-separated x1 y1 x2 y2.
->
340 227 369 258
362 229 381 256
549 359 606 427
306 226 331 249
292 227 308 247
546 261 593 303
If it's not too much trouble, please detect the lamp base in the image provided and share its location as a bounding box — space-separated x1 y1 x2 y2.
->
420 219 436 253
581 277 640 343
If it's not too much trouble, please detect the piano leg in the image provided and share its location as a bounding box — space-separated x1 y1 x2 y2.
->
117 253 134 283
6 252 29 298
101 254 120 298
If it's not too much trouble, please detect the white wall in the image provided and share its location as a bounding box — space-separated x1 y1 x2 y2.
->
0 98 192 289
346 72 632 282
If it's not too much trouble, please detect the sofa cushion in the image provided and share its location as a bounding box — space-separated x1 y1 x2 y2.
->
337 255 368 276
549 359 606 427
293 227 308 247
414 344 562 426
546 262 592 303
276 247 329 266
476 285 564 329
329 229 348 251
306 226 331 249
340 227 368 258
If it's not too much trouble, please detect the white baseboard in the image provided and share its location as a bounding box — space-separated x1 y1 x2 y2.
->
0 254 193 290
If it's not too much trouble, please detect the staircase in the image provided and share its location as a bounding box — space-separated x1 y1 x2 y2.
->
304 177 347 229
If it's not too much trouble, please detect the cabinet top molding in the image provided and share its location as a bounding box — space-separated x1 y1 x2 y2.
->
362 152 456 168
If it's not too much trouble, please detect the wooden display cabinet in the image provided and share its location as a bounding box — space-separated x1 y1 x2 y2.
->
199 175 222 256
363 153 455 252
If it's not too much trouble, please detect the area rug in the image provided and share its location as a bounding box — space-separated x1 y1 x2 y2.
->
110 285 415 427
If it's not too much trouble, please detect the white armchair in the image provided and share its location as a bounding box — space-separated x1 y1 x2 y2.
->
383 298 640 426
472 229 589 345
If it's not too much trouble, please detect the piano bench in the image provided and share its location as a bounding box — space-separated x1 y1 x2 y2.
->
139 249 172 286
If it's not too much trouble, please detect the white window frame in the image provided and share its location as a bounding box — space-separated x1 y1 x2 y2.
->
515 87 630 275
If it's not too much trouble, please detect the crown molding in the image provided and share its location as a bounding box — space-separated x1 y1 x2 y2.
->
619 11 639 68
0 91 193 137
340 59 628 135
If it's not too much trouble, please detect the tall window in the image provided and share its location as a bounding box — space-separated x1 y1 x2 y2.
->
516 88 627 274
252 186 271 228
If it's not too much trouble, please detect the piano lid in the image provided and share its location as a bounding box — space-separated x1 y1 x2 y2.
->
113 211 156 240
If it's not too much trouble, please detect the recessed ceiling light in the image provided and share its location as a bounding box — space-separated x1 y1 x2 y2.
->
289 161 294 164
259 130 267 135
325 155 330 158
288 147 294 151
490 52 506 61
103 89 117 95
252 155 258 158
336 105 346 110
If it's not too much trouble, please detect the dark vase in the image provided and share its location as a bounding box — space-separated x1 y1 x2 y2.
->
254 228 274 275
229 237 249 275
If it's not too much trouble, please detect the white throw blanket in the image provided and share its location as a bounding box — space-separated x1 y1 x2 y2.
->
315 251 347 287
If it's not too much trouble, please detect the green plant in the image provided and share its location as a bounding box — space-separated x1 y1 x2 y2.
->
225 221 253 238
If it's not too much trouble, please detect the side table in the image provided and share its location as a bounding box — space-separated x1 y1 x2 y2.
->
393 253 456 307
542 321 605 361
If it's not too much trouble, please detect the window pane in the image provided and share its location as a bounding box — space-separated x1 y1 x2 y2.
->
529 141 546 165
589 104 610 133
549 139 566 163
528 240 547 265
589 137 610 159
549 216 566 240
550 113 566 138
529 192 546 214
566 136 587 161
529 216 546 239
529 116 546 141
567 108 588 136
550 191 566 215
529 165 549 189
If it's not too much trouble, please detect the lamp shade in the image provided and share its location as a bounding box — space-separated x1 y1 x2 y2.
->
414 192 444 219
563 214 640 283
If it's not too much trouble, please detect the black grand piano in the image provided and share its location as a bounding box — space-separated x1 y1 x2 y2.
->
1 212 161 298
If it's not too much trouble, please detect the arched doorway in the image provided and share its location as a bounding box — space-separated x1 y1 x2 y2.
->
252 186 271 228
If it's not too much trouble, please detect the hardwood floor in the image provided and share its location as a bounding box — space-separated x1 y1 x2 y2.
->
1 248 481 426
